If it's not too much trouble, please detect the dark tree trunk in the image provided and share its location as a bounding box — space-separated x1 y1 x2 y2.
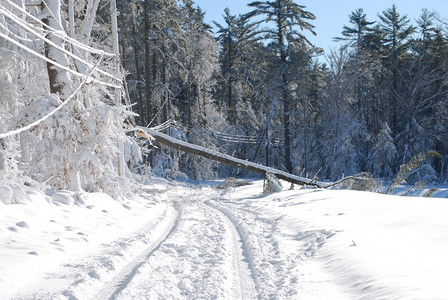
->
133 24 144 125
282 72 292 173
144 0 152 125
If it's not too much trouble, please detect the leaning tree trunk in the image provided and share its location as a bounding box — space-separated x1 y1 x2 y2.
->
141 128 328 188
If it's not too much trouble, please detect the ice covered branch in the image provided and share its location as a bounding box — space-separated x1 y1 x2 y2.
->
0 5 121 82
3 0 116 56
0 31 121 88
0 54 104 139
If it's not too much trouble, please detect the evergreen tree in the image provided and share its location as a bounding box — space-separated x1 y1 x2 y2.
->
334 8 375 49
214 9 259 125
246 0 316 174
368 123 397 178
378 5 415 134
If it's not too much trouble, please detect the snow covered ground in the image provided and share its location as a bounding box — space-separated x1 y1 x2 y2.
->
2 178 448 299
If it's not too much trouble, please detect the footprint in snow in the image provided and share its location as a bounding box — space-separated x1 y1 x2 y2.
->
16 221 29 228
7 226 18 232
28 251 38 256
88 271 101 279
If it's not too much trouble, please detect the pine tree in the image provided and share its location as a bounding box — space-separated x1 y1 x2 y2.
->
214 9 259 125
246 0 316 174
334 8 375 49
368 123 397 178
378 5 415 134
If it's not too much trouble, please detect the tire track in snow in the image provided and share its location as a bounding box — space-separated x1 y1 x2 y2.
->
12 203 178 300
203 202 258 300
208 197 303 299
206 200 263 299
111 192 258 299
98 204 179 299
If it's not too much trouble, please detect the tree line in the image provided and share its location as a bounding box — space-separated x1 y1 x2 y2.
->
119 0 448 183
1 0 447 199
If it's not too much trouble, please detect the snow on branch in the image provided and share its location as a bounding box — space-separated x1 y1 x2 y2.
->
0 21 36 43
2 0 116 57
0 31 121 88
0 6 121 82
0 53 104 139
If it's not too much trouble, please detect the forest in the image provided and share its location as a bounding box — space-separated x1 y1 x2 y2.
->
1 0 448 198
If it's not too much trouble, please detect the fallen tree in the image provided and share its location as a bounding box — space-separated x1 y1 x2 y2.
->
138 127 330 188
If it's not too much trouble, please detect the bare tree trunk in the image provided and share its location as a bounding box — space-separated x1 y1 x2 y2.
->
152 45 158 122
282 72 292 173
227 33 234 124
277 16 292 174
68 0 75 38
133 24 144 125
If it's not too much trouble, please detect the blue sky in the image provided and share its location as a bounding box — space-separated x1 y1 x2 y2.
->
194 0 448 52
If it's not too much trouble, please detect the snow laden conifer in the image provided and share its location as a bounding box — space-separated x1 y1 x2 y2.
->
368 123 397 178
175 3 228 180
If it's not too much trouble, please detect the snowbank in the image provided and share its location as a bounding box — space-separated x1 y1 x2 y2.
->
0 182 169 299
220 180 448 299
2 177 448 299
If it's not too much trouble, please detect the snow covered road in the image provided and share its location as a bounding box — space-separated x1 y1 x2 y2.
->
113 186 257 299
4 178 448 299
6 182 260 299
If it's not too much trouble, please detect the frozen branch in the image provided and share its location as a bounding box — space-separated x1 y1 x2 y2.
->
0 31 121 88
0 53 104 139
0 6 121 82
3 0 116 56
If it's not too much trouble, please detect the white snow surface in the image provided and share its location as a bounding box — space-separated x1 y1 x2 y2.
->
1 178 448 299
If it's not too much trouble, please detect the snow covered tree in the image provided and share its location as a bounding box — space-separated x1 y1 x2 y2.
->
368 123 397 178
0 0 133 198
246 0 316 174
214 9 259 125
319 47 368 180
40 0 72 97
